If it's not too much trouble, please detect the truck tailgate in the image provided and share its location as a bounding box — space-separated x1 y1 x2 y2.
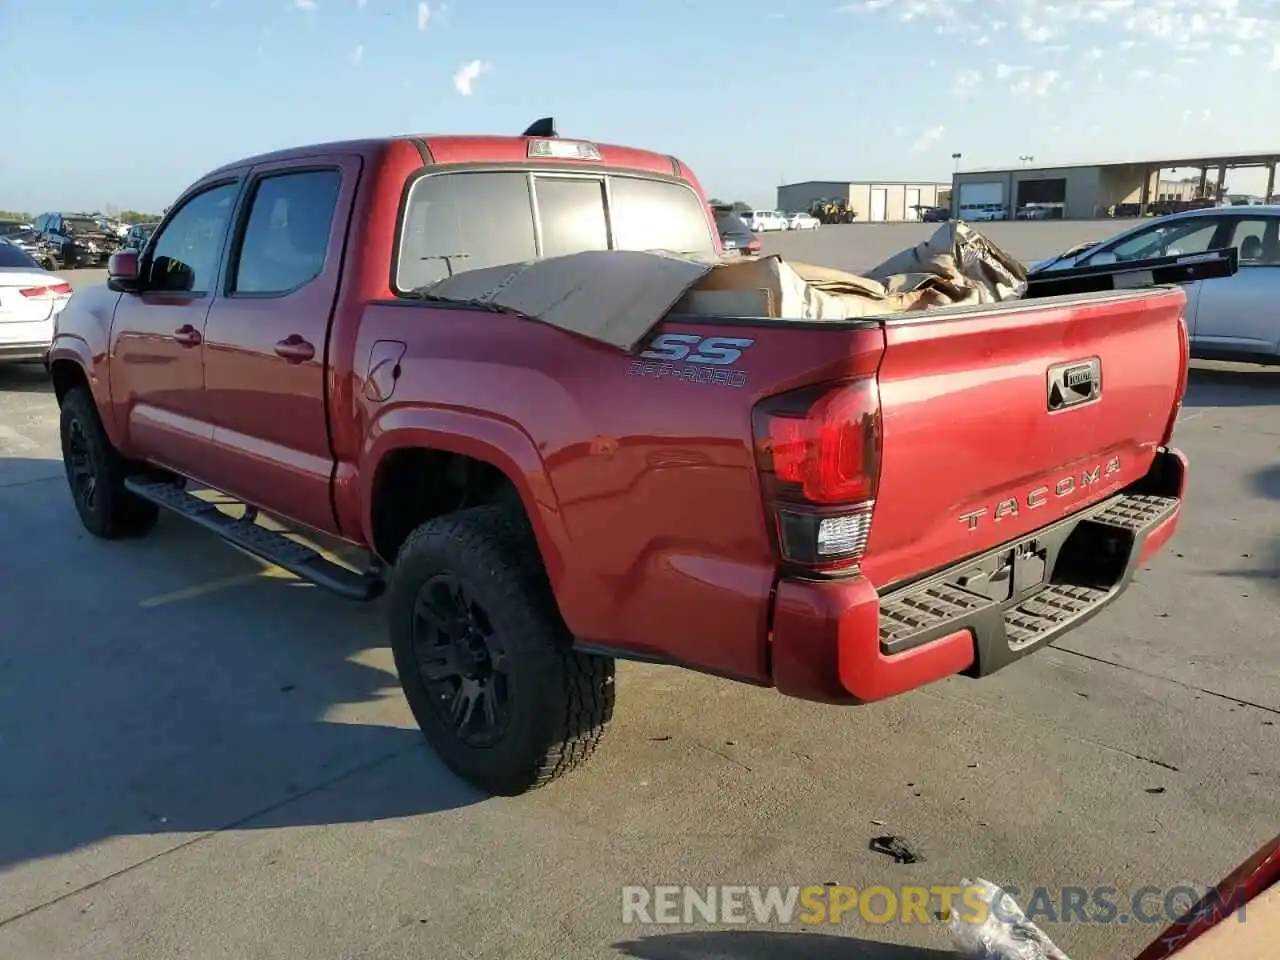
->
861 287 1187 589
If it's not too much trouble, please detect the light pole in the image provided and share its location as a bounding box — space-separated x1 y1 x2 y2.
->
951 152 962 172
1019 154 1035 167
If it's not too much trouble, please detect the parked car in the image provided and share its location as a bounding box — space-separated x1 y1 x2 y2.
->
0 238 73 362
961 204 1008 221
31 211 120 267
1031 205 1280 364
741 210 788 232
49 124 1192 797
714 210 761 256
4 228 61 270
786 211 820 230
0 219 31 236
122 222 157 250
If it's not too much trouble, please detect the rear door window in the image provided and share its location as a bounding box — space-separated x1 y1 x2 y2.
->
397 171 537 291
533 177 609 258
231 169 342 295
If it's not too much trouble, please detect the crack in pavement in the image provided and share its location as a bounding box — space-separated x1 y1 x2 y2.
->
0 474 61 491
1054 645 1280 716
0 743 426 931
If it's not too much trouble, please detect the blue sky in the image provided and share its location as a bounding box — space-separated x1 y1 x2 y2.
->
3 0 1280 213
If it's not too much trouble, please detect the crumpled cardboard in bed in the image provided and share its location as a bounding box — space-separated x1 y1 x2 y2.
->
420 249 721 352
863 220 1029 303
414 222 1027 354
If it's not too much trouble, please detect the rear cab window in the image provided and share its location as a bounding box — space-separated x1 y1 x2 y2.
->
395 169 716 293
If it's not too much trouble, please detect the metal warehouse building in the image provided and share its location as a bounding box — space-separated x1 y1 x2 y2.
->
776 180 951 222
952 151 1280 220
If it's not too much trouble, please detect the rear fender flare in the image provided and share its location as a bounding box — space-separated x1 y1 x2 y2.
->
358 405 572 602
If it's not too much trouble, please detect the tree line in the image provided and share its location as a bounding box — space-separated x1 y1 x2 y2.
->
0 209 162 224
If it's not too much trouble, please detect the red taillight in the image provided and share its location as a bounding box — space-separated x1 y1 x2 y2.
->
19 283 72 299
752 378 882 571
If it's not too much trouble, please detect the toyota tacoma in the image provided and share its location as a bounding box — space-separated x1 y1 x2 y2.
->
48 122 1200 796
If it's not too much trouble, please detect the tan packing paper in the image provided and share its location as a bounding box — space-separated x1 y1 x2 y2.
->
863 220 1029 303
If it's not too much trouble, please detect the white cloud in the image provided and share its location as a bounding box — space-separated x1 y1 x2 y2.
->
290 0 317 10
890 125 906 137
356 0 366 7
994 63 1027 79
1180 108 1211 123
1020 16 1053 43
417 2 430 31
835 0 1280 89
452 59 491 96
908 125 945 153
348 43 363 65
954 68 982 91
1010 69 1061 97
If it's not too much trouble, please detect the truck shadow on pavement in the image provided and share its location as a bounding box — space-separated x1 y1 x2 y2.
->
1182 363 1280 408
613 931 953 959
0 460 484 875
0 362 54 395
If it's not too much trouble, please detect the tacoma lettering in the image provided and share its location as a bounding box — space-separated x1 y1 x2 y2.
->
959 457 1121 530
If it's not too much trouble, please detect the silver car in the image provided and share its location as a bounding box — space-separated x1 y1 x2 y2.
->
1032 206 1280 364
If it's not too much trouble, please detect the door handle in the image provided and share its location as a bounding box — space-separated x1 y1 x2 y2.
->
173 324 202 347
274 334 315 364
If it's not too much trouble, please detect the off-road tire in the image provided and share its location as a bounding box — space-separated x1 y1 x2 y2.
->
388 504 615 796
59 386 160 538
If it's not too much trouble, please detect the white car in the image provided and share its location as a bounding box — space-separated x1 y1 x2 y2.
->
961 204 1008 222
0 238 73 364
741 210 789 232
787 212 821 230
1030 205 1280 364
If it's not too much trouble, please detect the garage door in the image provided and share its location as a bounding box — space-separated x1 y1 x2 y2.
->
959 181 1003 216
870 188 887 222
905 188 921 220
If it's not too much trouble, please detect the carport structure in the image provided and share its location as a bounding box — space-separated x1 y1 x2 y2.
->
951 150 1280 220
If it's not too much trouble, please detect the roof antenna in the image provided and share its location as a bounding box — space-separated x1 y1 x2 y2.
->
522 117 557 138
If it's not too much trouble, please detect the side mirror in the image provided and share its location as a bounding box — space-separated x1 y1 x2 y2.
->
107 250 141 292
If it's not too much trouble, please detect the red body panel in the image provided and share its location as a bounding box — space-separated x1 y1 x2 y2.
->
47 129 1191 704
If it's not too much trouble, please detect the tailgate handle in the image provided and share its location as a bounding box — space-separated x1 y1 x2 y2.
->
274 334 315 364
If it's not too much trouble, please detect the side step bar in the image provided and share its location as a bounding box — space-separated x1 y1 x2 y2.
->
124 477 385 601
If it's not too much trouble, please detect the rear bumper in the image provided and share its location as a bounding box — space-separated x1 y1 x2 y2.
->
769 447 1188 704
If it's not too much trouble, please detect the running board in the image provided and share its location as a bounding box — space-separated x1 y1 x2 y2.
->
877 492 1179 667
124 478 384 601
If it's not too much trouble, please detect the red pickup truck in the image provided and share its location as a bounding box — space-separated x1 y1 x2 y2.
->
48 122 1194 795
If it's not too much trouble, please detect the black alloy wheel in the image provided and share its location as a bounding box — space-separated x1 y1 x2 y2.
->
64 416 98 514
412 573 510 748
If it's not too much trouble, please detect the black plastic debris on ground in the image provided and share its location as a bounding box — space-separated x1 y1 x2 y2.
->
869 835 926 864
